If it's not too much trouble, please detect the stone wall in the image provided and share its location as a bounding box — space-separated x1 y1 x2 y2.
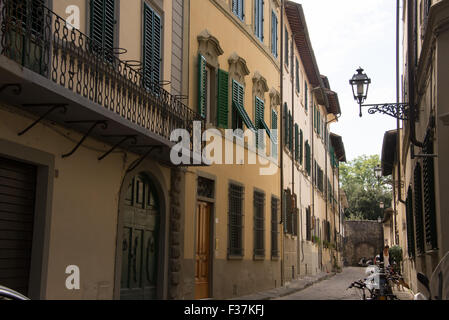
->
343 221 384 266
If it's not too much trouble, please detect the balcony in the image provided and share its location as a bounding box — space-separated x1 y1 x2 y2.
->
0 0 203 165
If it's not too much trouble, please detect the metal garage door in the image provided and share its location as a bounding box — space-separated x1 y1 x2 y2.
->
0 157 36 296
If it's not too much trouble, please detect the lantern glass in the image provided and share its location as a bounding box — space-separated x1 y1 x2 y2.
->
350 67 371 105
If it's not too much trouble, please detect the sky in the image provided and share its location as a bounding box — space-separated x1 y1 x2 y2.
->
295 0 400 162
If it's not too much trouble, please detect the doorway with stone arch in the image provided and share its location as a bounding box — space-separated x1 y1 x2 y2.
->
119 173 162 300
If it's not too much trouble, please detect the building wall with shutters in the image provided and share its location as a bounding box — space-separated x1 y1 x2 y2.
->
181 0 283 300
389 0 449 295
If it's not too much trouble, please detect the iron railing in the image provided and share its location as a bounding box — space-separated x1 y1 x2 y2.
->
0 0 202 144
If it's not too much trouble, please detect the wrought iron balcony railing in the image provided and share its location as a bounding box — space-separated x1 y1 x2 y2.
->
0 0 202 146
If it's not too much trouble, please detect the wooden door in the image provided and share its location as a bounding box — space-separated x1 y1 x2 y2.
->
120 175 159 300
195 202 211 299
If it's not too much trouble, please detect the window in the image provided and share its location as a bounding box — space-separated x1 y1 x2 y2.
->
271 11 278 57
414 164 425 255
232 0 244 21
306 207 311 241
305 141 311 176
304 82 308 111
254 191 265 258
228 183 244 257
295 58 300 93
294 123 299 161
90 0 116 61
299 129 303 165
254 0 264 42
406 187 416 258
284 28 289 67
288 110 293 152
423 131 438 250
283 103 288 146
143 3 162 90
271 109 278 159
271 197 279 258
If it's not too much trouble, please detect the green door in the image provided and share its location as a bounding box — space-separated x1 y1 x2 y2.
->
120 175 160 300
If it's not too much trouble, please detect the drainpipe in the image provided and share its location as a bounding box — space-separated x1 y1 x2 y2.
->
280 0 285 287
407 0 424 150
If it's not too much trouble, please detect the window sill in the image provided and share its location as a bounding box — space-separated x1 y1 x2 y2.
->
227 254 244 261
253 255 266 261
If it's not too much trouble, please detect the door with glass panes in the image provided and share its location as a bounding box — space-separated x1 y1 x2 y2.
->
120 174 160 300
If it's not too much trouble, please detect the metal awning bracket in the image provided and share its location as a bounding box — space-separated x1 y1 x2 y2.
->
98 135 138 161
126 145 164 173
18 104 68 136
61 120 108 158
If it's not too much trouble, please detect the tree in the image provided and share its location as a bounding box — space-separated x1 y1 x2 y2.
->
340 155 392 221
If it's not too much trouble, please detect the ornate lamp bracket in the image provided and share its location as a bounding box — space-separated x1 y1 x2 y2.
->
361 103 409 121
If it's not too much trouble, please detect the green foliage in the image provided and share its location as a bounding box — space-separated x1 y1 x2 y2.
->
340 155 392 221
389 245 403 273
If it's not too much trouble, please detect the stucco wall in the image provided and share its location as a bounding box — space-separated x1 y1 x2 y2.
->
343 220 384 266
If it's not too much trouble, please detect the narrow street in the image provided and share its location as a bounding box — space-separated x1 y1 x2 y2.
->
276 267 367 300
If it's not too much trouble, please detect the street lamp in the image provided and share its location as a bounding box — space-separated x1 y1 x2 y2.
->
379 201 385 209
349 67 409 120
349 67 371 117
374 165 382 181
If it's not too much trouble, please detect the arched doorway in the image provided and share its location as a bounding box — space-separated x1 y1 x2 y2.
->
120 173 160 300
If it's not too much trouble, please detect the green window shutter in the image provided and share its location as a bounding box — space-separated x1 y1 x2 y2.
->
90 0 116 59
217 69 229 128
283 103 288 146
294 124 299 161
304 82 308 111
299 129 303 165
143 4 162 89
255 97 265 148
288 111 293 151
406 187 416 258
198 54 207 119
271 109 278 159
232 80 255 131
423 132 438 250
306 142 311 175
414 164 425 254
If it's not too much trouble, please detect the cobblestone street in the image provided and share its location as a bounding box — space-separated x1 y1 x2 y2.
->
276 267 371 300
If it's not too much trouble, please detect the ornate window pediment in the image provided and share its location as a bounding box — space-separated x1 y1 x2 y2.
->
228 52 250 84
197 29 224 68
269 88 281 108
252 71 269 98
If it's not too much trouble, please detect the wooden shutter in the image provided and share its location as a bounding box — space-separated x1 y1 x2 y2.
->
217 69 229 128
143 4 162 89
271 197 279 258
299 129 303 165
90 0 115 59
406 187 416 258
271 11 278 57
288 111 293 151
423 132 438 250
414 164 425 254
295 58 300 92
255 97 265 148
285 28 288 66
254 191 265 257
304 82 308 111
198 54 207 118
305 141 311 175
228 184 244 257
294 123 299 161
283 103 288 146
